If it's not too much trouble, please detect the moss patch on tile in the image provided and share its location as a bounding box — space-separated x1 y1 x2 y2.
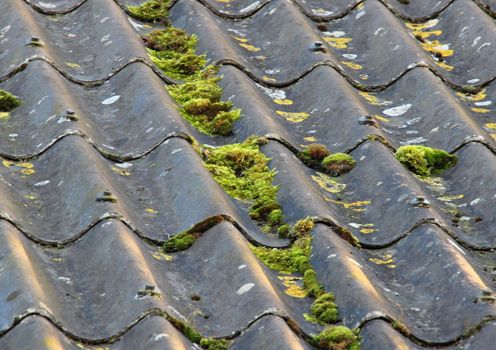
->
299 144 356 176
203 137 284 232
0 89 22 112
313 326 361 350
133 2 241 135
163 231 199 252
200 338 230 350
395 145 457 176
128 0 170 22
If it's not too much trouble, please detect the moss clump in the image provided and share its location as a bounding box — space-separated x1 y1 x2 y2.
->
0 90 22 112
200 338 229 350
163 231 198 252
203 138 281 231
168 78 241 135
299 144 331 167
299 145 356 176
313 326 361 350
288 217 315 239
168 319 202 344
311 293 339 324
395 145 457 176
322 153 356 176
304 269 324 297
128 0 169 22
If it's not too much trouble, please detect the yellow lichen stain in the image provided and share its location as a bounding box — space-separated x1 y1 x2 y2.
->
239 43 261 52
374 115 390 123
0 112 9 120
217 0 231 3
44 336 65 350
328 199 371 212
262 75 276 82
357 2 365 9
322 37 352 49
420 41 454 57
278 275 306 298
360 228 376 234
456 89 486 101
304 136 316 142
471 107 490 113
2 160 13 168
52 257 63 262
485 123 496 130
276 111 309 123
24 194 37 200
273 99 293 105
65 62 81 68
369 254 396 268
405 19 439 31
438 194 464 202
341 61 362 70
359 74 368 80
152 250 173 261
4 161 35 175
20 169 35 175
411 30 442 40
145 208 157 214
312 173 346 193
231 35 248 43
490 133 496 141
111 166 131 176
358 92 391 106
435 60 455 71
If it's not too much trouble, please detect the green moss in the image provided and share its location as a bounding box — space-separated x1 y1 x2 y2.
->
200 337 229 350
168 78 241 135
311 293 339 324
277 224 290 237
163 231 197 252
395 145 458 176
128 0 169 22
144 28 195 52
313 326 361 350
299 144 331 168
289 217 315 239
304 269 324 297
322 153 356 176
203 139 281 229
0 90 22 112
168 318 202 344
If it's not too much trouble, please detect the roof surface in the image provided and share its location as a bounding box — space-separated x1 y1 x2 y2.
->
1 0 496 349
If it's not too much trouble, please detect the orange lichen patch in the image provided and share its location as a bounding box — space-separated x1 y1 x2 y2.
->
322 37 352 49
231 35 248 43
358 92 387 106
341 61 362 70
273 99 293 105
471 107 490 113
111 166 131 176
405 19 439 31
411 30 442 40
239 43 261 52
276 111 309 123
279 275 306 298
312 173 346 193
420 41 454 57
262 75 276 82
369 254 396 268
435 61 455 71
374 115 390 123
456 89 487 101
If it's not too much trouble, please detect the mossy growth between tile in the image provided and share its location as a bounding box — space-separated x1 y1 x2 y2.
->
202 137 284 233
128 0 170 22
395 145 458 176
200 338 230 350
313 326 361 350
130 0 241 135
299 144 356 176
163 231 199 252
0 89 22 112
168 318 230 349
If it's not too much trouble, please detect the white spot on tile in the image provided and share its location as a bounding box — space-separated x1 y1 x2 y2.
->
102 95 120 105
383 104 412 117
236 283 255 295
34 180 50 187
